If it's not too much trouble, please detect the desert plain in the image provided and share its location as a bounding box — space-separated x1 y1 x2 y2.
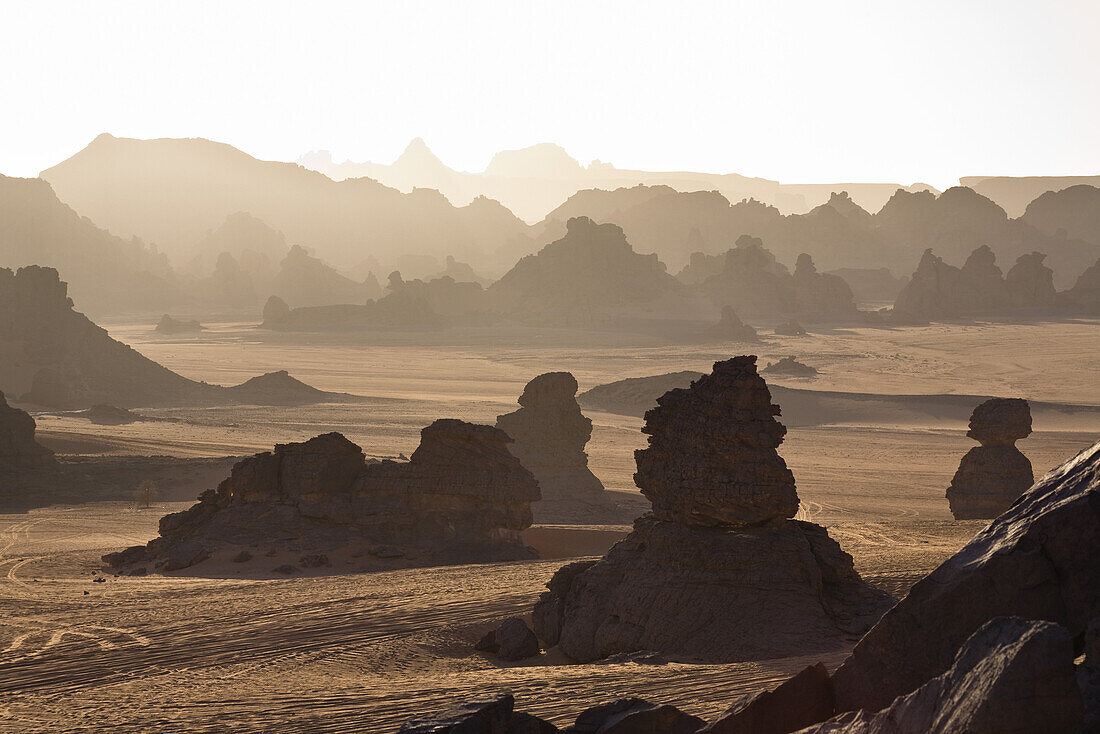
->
1 317 1097 732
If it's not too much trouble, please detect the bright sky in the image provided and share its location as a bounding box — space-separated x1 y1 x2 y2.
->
2 0 1098 188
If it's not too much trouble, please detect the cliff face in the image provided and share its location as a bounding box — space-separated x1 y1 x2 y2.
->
103 420 542 573
0 391 56 470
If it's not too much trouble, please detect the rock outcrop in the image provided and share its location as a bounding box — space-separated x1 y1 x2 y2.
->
700 663 833 734
761 356 818 377
1064 257 1100 314
155 314 204 334
832 439 1100 712
706 306 759 342
945 398 1033 519
803 617 1084 733
398 694 556 734
0 391 56 470
532 357 889 662
103 420 541 573
773 320 808 336
474 617 541 661
1005 251 1057 308
496 372 610 520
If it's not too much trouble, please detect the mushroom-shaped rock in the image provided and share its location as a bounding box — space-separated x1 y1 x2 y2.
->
533 357 889 663
946 398 1034 519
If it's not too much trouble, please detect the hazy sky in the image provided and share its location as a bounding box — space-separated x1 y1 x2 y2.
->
3 0 1098 188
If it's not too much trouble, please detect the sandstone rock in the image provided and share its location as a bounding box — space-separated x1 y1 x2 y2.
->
804 617 1083 733
707 306 760 342
1064 257 1100 314
398 694 535 734
534 357 889 663
761 357 817 377
0 391 56 470
832 440 1100 712
476 617 540 661
102 420 541 572
565 698 704 734
699 662 833 734
635 357 797 527
792 254 859 319
77 404 138 425
496 372 610 520
946 398 1034 520
262 295 291 325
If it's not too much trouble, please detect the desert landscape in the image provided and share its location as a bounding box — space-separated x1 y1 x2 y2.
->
2 3 1100 732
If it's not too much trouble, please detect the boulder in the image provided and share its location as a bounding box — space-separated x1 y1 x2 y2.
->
533 357 889 663
102 420 541 572
476 617 540 661
496 372 611 519
699 663 833 734
155 314 203 334
398 694 556 734
565 698 704 734
0 391 56 470
832 440 1100 712
946 398 1034 520
803 617 1083 733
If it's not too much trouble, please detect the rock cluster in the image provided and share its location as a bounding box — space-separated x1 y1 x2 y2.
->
0 391 56 470
496 372 610 520
945 397 1033 519
103 419 541 573
155 314 203 334
531 356 889 662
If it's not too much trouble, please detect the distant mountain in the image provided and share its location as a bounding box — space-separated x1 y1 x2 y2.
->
961 175 1100 217
540 185 1100 287
1021 185 1100 247
0 174 183 315
41 134 533 275
298 139 932 221
270 245 378 307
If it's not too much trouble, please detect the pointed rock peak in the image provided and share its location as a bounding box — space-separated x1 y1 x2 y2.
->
795 253 818 276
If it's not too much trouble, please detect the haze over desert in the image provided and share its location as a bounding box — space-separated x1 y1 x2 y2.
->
2 2 1099 732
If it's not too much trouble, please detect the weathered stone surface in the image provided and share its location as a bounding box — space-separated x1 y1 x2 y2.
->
1005 251 1056 308
966 397 1032 445
946 398 1034 520
103 420 541 572
700 663 833 734
804 618 1083 733
635 356 798 527
832 440 1100 713
0 391 56 470
564 698 704 734
534 357 889 663
496 372 610 520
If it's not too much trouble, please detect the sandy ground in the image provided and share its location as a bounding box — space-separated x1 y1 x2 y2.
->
2 319 1098 731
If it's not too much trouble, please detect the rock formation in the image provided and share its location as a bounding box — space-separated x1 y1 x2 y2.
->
803 617 1084 733
486 217 690 327
1005 251 1057 308
155 314 204 334
1064 257 1100 314
270 245 376 308
398 694 556 734
566 699 704 734
474 617 540 661
0 391 56 470
832 439 1100 712
945 398 1033 520
706 306 759 342
773 320 808 336
496 372 611 520
0 266 350 408
761 356 818 377
699 663 833 734
791 253 859 318
532 357 889 662
103 420 541 573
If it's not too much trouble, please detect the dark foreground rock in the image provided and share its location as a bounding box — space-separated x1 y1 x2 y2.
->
801 617 1084 733
103 420 541 573
565 698 704 733
946 397 1034 519
832 439 1100 712
533 357 889 662
398 694 557 733
700 663 833 734
496 372 612 521
760 357 817 377
475 617 541 661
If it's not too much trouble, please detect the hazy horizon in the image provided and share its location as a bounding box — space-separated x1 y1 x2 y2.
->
4 1 1100 189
